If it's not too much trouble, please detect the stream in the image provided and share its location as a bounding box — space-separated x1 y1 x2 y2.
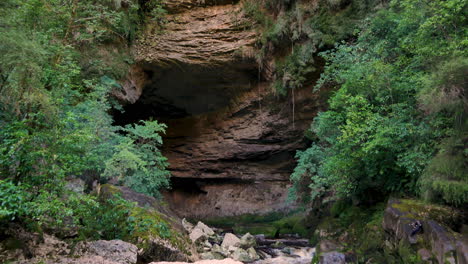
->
253 246 315 264
173 219 316 264
250 234 315 264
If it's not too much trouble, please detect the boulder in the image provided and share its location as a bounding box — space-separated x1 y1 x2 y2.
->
200 252 215 260
182 218 194 233
227 246 238 253
383 199 468 264
75 240 138 264
189 228 207 244
194 222 215 236
319 240 340 253
204 240 213 248
247 247 260 261
137 237 189 263
239 232 256 249
221 233 241 248
211 244 229 257
320 251 346 264
1 228 70 262
231 247 252 262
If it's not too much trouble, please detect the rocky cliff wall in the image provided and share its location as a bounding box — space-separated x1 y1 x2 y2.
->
115 0 327 218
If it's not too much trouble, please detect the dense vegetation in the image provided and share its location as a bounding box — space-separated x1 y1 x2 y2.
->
0 0 172 240
288 0 467 206
0 0 466 261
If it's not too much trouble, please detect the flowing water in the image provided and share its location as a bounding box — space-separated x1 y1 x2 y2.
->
253 246 315 264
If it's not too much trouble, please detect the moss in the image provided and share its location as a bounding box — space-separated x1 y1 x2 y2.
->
98 184 122 200
126 206 190 255
391 199 462 230
397 240 422 264
314 202 399 262
96 184 191 255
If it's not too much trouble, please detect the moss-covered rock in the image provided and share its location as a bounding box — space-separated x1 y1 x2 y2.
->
98 184 195 262
383 199 467 264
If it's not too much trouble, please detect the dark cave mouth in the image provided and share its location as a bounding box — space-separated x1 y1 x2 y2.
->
167 177 257 195
113 62 259 126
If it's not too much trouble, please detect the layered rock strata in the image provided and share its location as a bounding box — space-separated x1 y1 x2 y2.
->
116 0 326 218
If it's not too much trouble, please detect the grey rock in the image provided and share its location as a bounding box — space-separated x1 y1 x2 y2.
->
182 218 194 233
383 199 468 264
77 240 138 264
190 228 207 244
456 239 468 264
221 233 241 248
138 237 189 262
204 240 213 248
227 245 238 253
247 247 260 261
319 240 340 253
231 247 252 262
211 244 228 257
195 221 215 236
201 252 215 260
320 251 346 264
239 232 256 249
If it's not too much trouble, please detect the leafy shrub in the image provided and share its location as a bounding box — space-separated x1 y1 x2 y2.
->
103 120 171 198
290 0 467 205
419 137 468 206
0 0 171 237
0 180 26 222
243 0 384 96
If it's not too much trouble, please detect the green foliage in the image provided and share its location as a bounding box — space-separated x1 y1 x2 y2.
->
289 145 327 203
420 136 468 206
103 121 171 198
274 41 316 95
0 180 26 221
0 0 171 238
291 0 467 205
73 193 171 241
243 0 384 95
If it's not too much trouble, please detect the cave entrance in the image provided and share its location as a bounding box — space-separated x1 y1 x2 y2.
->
113 62 259 126
111 60 261 216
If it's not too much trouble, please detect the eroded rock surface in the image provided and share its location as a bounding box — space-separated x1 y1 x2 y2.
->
135 2 256 67
117 0 326 218
75 240 138 264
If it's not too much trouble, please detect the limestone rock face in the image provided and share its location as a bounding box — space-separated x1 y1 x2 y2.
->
134 3 256 68
117 0 327 218
160 86 324 218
